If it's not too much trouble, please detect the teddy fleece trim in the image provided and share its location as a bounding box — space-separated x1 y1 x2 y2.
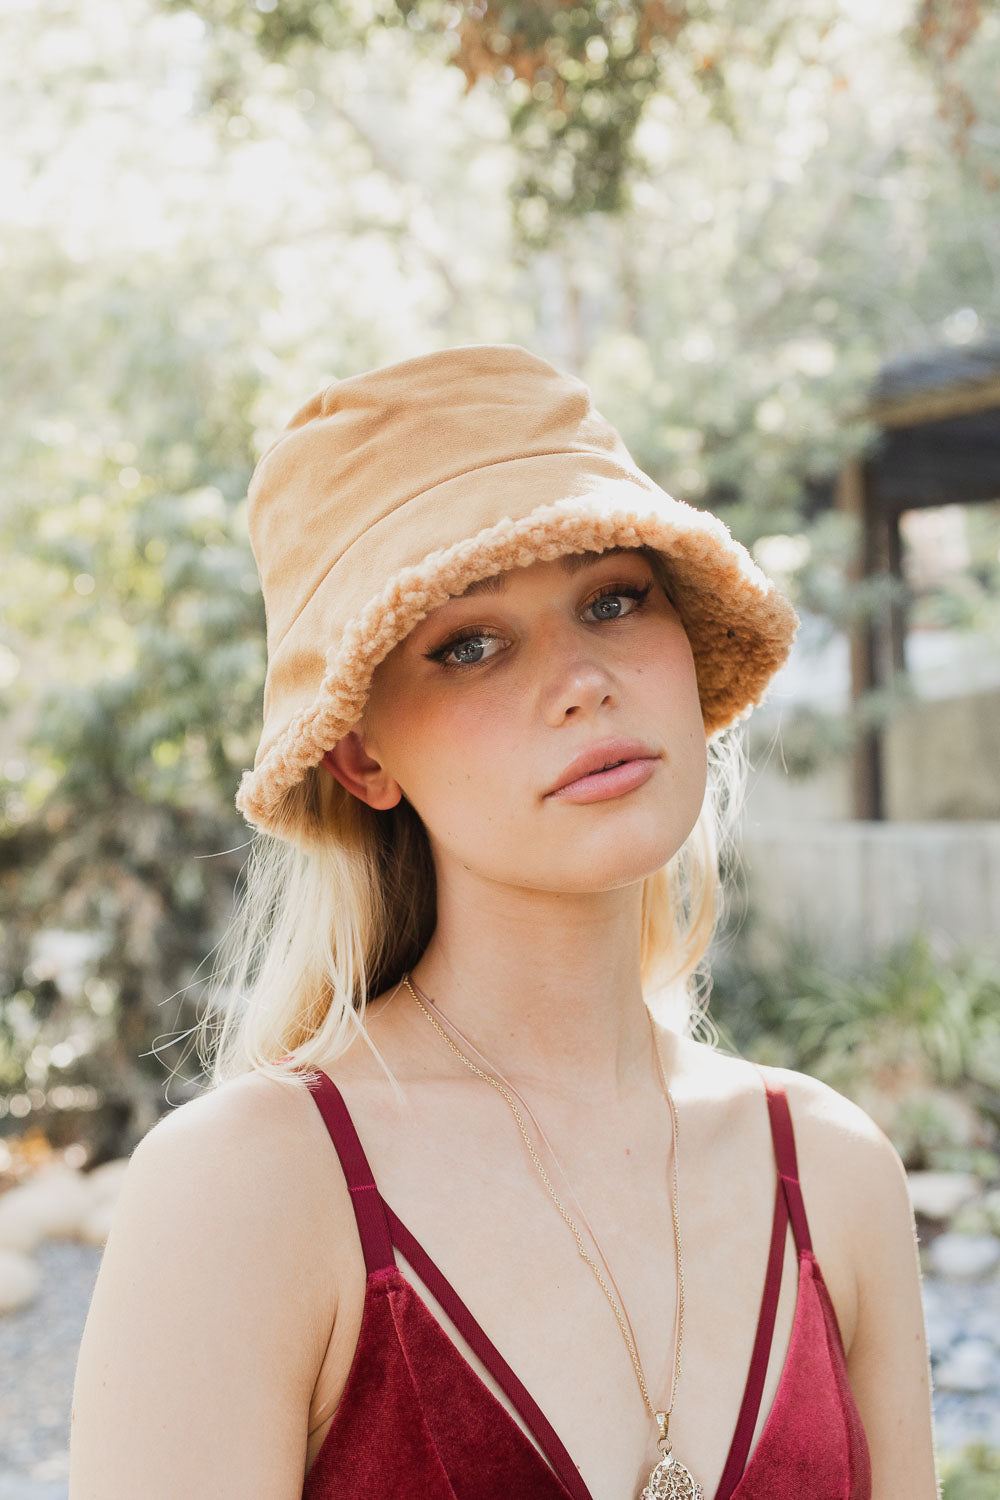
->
236 498 799 835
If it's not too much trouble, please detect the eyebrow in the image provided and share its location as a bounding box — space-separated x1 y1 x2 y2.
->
458 546 637 597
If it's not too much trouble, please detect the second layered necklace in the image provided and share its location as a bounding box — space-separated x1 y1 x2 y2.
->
401 974 704 1500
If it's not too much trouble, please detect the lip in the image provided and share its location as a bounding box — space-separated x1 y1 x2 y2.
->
545 738 661 800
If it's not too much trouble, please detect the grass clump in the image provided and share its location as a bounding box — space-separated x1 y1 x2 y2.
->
707 931 1000 1174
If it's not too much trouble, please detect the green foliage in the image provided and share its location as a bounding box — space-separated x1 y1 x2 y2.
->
940 1442 1000 1500
161 0 998 251
709 930 1000 1171
165 0 683 240
1 245 269 822
0 240 273 1142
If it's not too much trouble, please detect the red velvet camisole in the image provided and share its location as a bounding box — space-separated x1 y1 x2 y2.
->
301 1065 872 1500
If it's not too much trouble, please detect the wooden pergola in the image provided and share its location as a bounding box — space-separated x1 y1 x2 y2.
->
833 338 1000 818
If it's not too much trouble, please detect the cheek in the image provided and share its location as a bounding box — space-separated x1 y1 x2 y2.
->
370 689 511 819
645 631 708 800
418 701 513 804
643 622 703 721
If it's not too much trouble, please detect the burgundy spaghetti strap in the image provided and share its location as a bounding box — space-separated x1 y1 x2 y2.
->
714 1070 813 1500
761 1077 813 1255
308 1069 590 1499
384 1204 592 1500
305 1070 395 1275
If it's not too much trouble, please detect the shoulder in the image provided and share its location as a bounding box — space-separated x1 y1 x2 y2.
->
124 1069 347 1308
132 1072 312 1235
116 1069 365 1373
752 1078 936 1490
140 1066 322 1164
749 1062 912 1249
674 1039 905 1188
134 1068 358 1284
71 1072 353 1495
749 1072 937 1491
761 1062 909 1206
677 1044 914 1341
675 1038 898 1164
754 1064 918 1340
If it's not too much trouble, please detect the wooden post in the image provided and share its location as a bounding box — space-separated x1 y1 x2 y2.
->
837 456 883 819
886 506 907 676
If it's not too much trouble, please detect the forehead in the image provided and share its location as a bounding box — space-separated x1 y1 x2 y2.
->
457 546 648 599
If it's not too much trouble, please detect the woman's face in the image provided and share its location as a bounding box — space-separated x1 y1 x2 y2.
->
350 547 708 895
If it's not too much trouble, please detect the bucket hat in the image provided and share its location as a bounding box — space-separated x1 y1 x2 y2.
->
236 343 798 835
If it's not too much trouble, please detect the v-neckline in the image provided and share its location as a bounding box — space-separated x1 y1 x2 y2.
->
372 1192 808 1500
307 1066 814 1500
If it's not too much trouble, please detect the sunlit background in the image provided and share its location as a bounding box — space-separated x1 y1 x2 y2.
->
1 1 999 1493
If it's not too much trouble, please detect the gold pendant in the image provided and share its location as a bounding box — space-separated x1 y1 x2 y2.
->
640 1415 704 1500
640 1448 704 1500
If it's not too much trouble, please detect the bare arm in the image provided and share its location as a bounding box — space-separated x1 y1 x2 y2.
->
843 1117 939 1499
69 1074 336 1500
784 1070 939 1500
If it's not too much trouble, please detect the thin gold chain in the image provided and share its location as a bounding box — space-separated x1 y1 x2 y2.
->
652 1026 687 1427
401 974 685 1424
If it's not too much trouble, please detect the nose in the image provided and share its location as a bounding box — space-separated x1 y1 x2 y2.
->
538 639 618 727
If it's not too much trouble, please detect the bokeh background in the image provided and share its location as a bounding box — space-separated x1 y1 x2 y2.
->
1 1 999 1494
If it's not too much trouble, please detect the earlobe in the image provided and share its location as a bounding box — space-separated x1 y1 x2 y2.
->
320 733 403 810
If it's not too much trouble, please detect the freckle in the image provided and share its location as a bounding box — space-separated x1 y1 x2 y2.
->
625 1147 631 1156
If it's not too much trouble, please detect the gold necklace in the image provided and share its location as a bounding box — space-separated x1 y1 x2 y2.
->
401 974 704 1500
410 975 652 1364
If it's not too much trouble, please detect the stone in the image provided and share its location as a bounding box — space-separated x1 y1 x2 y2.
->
0 1166 92 1249
933 1337 1000 1394
906 1170 981 1221
926 1232 1000 1281
0 1247 41 1313
79 1158 130 1244
950 1202 992 1237
84 1157 129 1206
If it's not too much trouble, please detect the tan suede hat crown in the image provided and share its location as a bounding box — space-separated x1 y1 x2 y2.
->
236 342 799 835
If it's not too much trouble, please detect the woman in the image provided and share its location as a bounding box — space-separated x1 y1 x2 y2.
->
70 344 938 1500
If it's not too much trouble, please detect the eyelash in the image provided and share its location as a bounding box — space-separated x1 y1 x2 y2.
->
424 581 654 670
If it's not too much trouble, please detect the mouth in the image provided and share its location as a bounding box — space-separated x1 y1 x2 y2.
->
545 739 660 799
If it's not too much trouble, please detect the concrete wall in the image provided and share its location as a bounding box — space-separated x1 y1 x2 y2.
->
884 687 1000 820
744 687 1000 823
733 821 1000 966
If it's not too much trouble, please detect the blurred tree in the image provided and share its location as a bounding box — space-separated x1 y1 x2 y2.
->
165 0 996 246
1 244 270 1147
2 0 999 1147
169 0 687 241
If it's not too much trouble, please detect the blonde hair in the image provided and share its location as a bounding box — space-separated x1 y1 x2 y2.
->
195 721 749 1094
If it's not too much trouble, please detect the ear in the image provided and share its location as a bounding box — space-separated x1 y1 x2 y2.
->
320 732 403 810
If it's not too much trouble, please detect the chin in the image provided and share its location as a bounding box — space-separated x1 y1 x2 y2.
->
520 829 690 895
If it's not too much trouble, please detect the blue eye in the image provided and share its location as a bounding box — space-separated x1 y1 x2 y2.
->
425 580 653 670
449 636 496 665
589 595 626 620
428 633 504 668
583 583 652 622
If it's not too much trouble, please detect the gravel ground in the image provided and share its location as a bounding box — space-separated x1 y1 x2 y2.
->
1 1241 999 1498
0 1240 98 1500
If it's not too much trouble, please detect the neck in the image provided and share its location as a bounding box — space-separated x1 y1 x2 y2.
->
405 871 662 1105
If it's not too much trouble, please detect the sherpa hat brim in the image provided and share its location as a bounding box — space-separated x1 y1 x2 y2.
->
236 468 798 834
